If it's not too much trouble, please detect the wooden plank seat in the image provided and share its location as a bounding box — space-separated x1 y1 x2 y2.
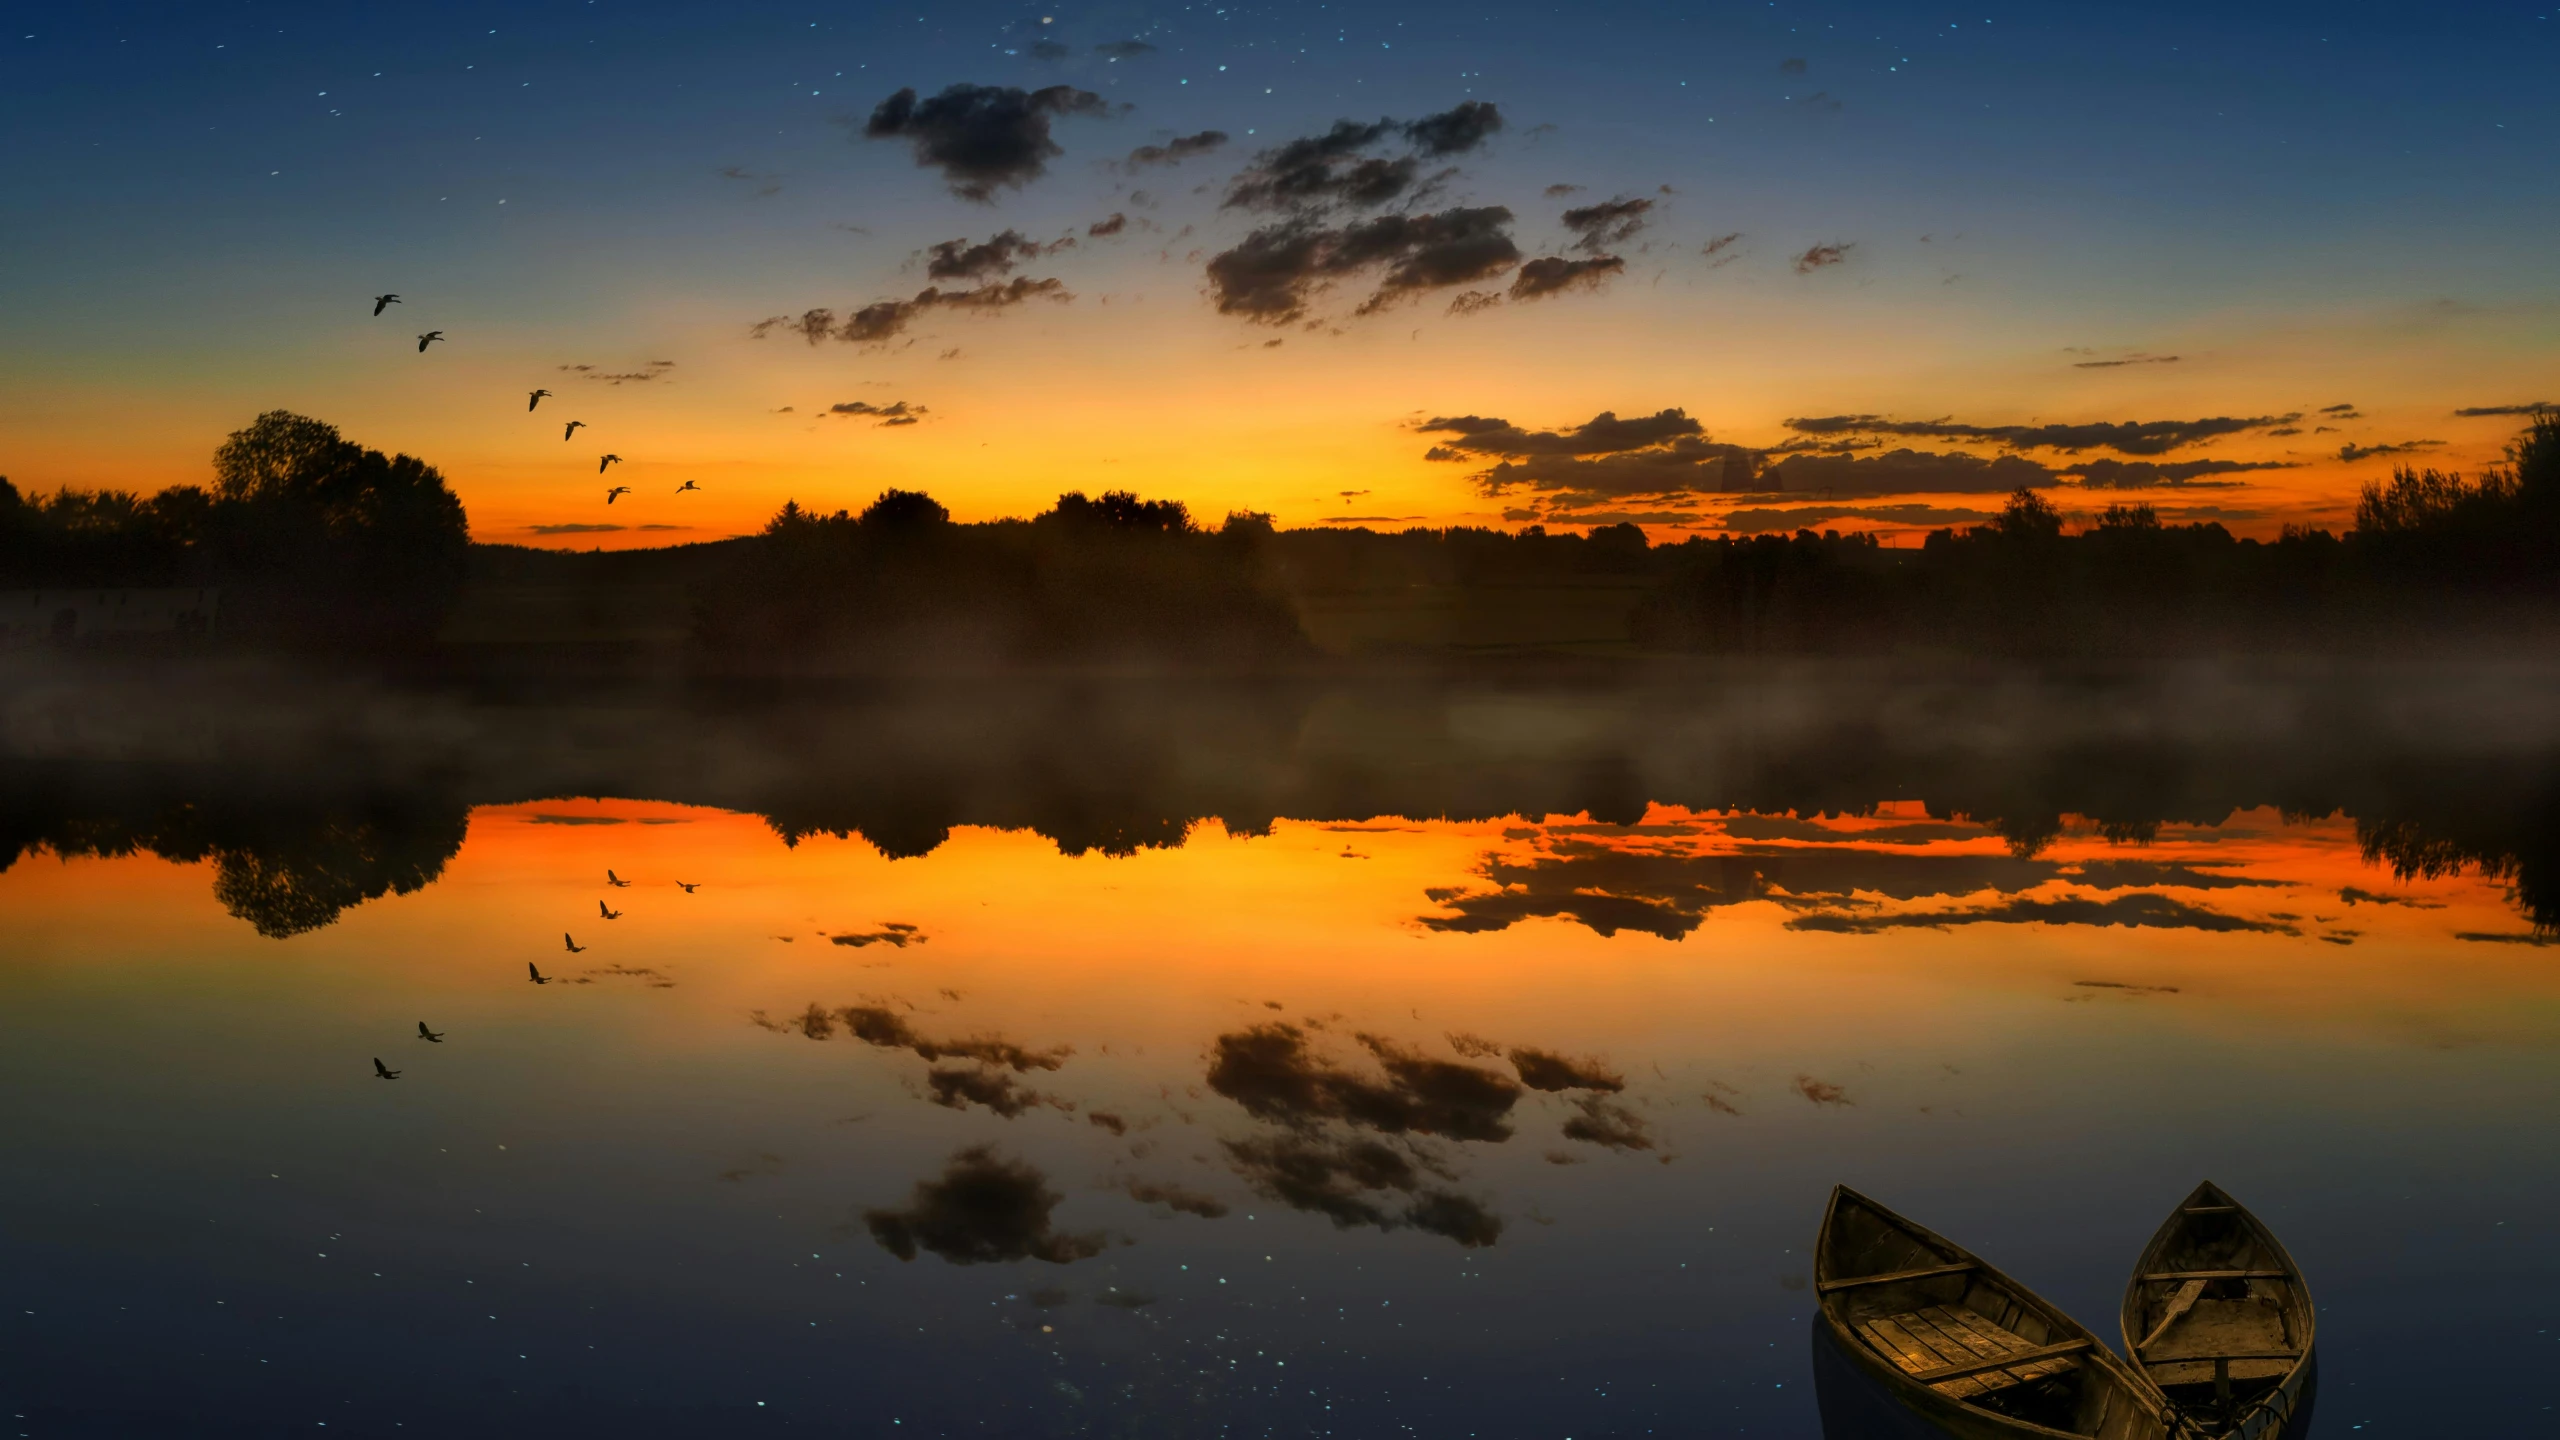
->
1816 1261 1976 1294
1855 1304 2087 1402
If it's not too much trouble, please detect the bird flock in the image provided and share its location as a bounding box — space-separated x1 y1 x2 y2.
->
374 294 706 507
372 867 699 1080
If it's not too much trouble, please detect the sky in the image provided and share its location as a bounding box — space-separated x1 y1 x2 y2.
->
3 0 2557 547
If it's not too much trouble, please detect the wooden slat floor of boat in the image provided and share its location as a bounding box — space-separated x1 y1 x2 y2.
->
1857 1304 2080 1401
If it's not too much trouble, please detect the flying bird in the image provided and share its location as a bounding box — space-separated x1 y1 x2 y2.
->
606 869 630 887
374 1057 402 1079
372 294 401 315
675 881 700 893
563 420 586 440
560 934 584 954
528 388 553 411
418 1022 445 1042
605 485 632 504
417 331 444 352
674 480 700 494
599 454 622 474
599 900 622 920
533 959 556 984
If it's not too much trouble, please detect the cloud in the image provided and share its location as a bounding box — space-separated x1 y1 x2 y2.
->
865 1145 1109 1264
1421 408 1756 506
1786 892 2291 935
1796 1076 1852 1106
2073 354 2180 369
2318 402 2360 416
1222 103 1502 213
1507 1047 1625 1092
1559 1096 1654 1151
861 83 1111 201
826 402 927 427
1028 39 1072 61
1556 197 1651 252
1780 57 1809 74
560 360 675 384
925 1064 1060 1117
1792 242 1853 273
2338 440 2442 461
922 229 1062 280
1125 129 1227 166
1700 232 1743 266
1206 207 1520 322
2453 402 2554 417
1510 254 1624 300
798 1002 1073 1071
1782 411 2301 456
1095 39 1158 59
2069 458 2292 489
751 277 1071 345
1446 289 1504 316
1206 1023 1522 1141
1543 183 1584 197
1122 1179 1230 1218
1721 503 1997 533
1766 447 2055 496
1221 1133 1502 1245
1086 212 1127 236
528 523 626 535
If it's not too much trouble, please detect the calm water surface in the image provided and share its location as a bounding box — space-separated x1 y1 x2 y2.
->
3 672 2556 1437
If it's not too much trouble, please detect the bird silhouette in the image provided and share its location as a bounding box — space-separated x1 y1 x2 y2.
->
599 900 622 920
605 486 632 504
563 420 585 440
561 934 584 955
674 480 700 494
528 388 553 411
418 1022 445 1042
599 454 622 475
417 331 445 352
675 881 700 893
606 869 630 887
374 1057 402 1079
373 294 401 315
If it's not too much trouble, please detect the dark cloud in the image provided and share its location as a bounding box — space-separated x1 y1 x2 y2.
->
1125 130 1228 167
2336 886 2444 909
1420 409 1756 508
1087 212 1128 236
2338 440 2442 461
1095 39 1158 59
1087 1110 1129 1135
1403 100 1505 156
2069 458 2292 489
1543 183 1585 197
1205 1023 1521 1141
865 1145 1109 1264
1447 289 1504 316
1780 57 1809 74
1221 1134 1502 1246
802 1002 1072 1071
2318 402 2360 416
1511 254 1625 300
1700 232 1743 266
1766 448 2055 496
1123 1179 1231 1218
1782 412 2301 456
2073 354 2180 369
926 1064 1063 1116
861 83 1111 201
1507 1047 1625 1093
826 402 927 427
1796 1076 1852 1106
560 360 675 385
1206 207 1520 322
1786 892 2291 935
751 277 1071 346
1794 91 1843 113
1422 409 1706 458
1792 242 1853 273
1721 503 1997 534
1027 39 1073 61
2453 402 2554 417
1560 1096 1654 1151
1557 197 1650 253
922 229 1062 280
528 523 626 535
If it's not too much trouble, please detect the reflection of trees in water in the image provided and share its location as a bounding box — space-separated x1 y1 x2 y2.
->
2358 799 2560 935
0 785 467 938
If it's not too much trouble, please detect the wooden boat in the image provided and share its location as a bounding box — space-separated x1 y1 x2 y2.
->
1816 1186 2168 1440
2120 1183 2316 1440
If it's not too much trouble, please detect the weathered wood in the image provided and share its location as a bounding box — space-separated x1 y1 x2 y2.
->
2136 1278 2206 1354
2120 1183 2316 1440
2139 1269 2288 1281
1907 1339 2094 1386
1817 1260 1977 1293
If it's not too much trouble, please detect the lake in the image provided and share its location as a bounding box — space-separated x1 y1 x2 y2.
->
3 661 2555 1437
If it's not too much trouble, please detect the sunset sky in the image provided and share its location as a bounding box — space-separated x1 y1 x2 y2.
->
5 0 2556 546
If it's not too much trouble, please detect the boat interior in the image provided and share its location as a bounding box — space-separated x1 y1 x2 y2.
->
2124 1186 2311 1430
1823 1190 2155 1439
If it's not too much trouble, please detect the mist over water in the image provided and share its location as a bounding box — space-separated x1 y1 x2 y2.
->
4 657 2557 1436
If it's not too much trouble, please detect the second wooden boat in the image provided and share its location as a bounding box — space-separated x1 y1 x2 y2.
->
2120 1182 2316 1440
1816 1186 2167 1440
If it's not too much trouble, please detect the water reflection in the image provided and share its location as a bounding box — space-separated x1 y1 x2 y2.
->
5 663 2560 1434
